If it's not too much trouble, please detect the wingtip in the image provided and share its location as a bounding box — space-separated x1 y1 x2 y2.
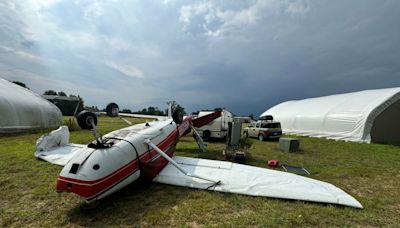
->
339 196 363 209
353 201 364 209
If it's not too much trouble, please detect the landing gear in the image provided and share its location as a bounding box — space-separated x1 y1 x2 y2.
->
77 111 97 130
106 103 119 117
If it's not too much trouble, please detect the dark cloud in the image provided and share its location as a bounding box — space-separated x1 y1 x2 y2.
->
1 0 400 116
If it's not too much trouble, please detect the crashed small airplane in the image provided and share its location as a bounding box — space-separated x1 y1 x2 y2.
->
35 105 362 209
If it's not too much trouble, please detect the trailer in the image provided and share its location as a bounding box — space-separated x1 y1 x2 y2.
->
196 110 233 140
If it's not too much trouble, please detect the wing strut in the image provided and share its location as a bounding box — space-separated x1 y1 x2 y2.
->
144 139 220 185
191 126 207 152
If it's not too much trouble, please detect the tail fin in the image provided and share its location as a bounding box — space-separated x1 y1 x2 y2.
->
167 103 172 118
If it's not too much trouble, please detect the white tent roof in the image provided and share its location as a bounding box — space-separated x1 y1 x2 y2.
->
261 88 400 143
0 78 62 133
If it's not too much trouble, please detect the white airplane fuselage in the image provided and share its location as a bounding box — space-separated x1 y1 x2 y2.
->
56 118 183 202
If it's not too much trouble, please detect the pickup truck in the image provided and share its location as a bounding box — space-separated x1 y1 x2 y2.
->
243 120 282 141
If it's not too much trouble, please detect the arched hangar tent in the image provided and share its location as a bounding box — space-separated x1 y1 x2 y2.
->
260 88 400 144
0 78 62 134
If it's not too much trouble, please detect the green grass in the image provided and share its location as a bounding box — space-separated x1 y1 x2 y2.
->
1 116 400 227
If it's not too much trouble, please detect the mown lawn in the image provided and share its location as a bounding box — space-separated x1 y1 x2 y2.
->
1 116 399 227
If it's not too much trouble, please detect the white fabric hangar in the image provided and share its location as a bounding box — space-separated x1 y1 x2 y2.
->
260 87 400 144
0 78 62 134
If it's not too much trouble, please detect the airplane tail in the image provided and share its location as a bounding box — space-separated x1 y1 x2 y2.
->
191 111 221 128
177 111 221 138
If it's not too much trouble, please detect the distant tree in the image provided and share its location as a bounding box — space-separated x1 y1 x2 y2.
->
155 108 165 116
121 109 132 113
133 106 166 116
44 90 57 95
147 106 156 115
58 91 67 96
12 81 29 89
176 104 186 115
248 113 254 120
85 106 99 112
167 101 186 115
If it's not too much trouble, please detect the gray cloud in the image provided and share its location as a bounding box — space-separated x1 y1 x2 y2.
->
0 0 399 116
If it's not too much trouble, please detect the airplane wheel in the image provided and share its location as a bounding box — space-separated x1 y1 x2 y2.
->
106 102 119 117
77 111 97 130
172 109 183 124
258 134 264 141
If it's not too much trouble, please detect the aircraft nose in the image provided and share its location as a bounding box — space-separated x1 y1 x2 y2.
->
56 175 97 199
56 176 72 193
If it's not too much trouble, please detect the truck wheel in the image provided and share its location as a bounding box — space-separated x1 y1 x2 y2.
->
258 134 264 141
203 130 211 141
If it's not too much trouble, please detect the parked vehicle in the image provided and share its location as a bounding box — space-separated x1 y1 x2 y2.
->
196 109 233 140
243 120 282 141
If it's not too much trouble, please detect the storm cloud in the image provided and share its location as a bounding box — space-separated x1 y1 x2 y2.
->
1 0 399 115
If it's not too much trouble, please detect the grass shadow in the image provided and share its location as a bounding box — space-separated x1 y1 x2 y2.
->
66 179 190 226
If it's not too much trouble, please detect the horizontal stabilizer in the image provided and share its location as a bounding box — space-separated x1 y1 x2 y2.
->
153 156 363 209
192 111 221 128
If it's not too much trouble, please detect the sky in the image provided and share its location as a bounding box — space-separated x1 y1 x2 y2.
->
1 0 400 116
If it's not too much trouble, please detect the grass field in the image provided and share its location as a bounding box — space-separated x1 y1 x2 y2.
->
1 116 399 227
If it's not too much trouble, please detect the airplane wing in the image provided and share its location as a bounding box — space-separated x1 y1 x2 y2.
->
97 111 169 120
153 156 363 209
34 126 85 166
35 144 85 166
116 112 168 120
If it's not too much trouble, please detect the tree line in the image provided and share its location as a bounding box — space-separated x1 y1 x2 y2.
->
120 101 186 116
43 89 81 98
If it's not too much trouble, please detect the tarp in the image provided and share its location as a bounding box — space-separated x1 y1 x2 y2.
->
0 78 62 133
260 88 400 143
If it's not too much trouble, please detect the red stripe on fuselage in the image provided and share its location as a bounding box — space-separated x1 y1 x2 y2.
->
56 128 179 199
57 160 139 198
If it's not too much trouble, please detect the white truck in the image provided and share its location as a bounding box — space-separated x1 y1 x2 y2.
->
195 109 233 140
